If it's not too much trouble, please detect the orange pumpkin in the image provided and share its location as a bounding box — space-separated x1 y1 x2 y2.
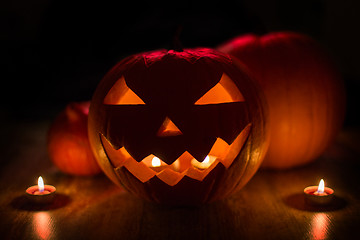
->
218 32 346 169
88 48 269 205
48 102 101 176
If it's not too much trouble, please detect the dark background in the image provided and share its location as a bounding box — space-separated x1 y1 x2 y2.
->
1 0 360 126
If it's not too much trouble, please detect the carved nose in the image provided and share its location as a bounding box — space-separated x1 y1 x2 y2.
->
157 117 183 137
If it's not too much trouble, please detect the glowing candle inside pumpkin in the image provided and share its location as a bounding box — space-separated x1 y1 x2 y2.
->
203 155 210 164
147 156 168 172
152 156 161 167
191 155 216 170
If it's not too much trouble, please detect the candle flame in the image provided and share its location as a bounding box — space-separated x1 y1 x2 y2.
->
317 179 325 193
151 156 161 167
202 155 210 164
38 176 44 192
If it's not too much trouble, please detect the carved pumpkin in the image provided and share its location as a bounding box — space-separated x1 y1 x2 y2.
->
218 32 346 169
88 48 269 205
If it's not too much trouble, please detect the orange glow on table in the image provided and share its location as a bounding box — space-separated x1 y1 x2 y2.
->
33 212 54 240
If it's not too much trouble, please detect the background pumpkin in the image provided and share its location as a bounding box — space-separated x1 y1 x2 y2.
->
48 101 101 176
88 48 269 205
218 32 346 169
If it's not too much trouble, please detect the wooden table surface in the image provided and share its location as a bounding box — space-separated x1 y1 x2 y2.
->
1 119 359 240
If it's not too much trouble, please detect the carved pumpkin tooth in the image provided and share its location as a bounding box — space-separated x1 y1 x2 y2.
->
185 160 220 181
156 169 185 186
121 160 156 183
186 137 217 163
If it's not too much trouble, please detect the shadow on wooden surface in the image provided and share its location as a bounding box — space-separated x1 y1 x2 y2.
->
10 193 71 211
283 193 348 212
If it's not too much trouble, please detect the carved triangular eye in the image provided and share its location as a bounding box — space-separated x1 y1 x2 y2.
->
104 76 145 105
195 73 244 105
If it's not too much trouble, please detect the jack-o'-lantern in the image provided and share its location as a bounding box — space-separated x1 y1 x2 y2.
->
218 32 346 169
88 48 269 205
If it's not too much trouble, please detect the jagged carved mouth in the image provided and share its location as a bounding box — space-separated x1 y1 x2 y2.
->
100 123 251 186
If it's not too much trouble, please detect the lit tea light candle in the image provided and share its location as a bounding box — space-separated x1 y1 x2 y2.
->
191 155 216 170
304 179 334 205
152 156 161 167
26 176 56 204
149 156 168 172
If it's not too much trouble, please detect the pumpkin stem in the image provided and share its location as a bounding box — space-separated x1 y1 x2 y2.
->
170 25 184 52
